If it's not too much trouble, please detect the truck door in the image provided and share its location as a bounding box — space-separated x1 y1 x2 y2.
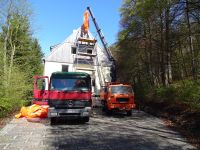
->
33 76 49 105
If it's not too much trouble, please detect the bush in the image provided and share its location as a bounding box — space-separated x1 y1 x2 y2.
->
140 79 200 110
178 80 200 109
0 67 30 118
134 82 152 107
153 86 177 102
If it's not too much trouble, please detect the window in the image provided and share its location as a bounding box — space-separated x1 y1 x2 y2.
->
62 65 68 72
87 49 92 54
71 47 77 54
111 86 133 94
50 78 90 91
36 78 45 90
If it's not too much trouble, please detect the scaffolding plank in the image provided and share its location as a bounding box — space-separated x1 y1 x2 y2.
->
78 38 97 43
77 52 96 57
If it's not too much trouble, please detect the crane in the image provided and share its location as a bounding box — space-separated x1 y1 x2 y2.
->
87 7 116 82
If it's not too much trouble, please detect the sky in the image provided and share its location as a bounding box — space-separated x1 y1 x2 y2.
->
29 0 123 56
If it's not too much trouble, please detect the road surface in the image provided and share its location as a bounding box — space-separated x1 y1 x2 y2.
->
0 109 196 150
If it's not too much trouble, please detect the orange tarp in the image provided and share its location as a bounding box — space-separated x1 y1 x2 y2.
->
15 104 48 119
82 10 90 33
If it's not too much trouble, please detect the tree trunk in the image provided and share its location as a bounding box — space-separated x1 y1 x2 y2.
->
186 0 197 80
165 4 171 86
160 11 166 86
8 44 16 85
3 20 10 87
178 40 188 78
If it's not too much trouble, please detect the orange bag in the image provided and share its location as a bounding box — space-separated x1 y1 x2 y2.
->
15 104 49 119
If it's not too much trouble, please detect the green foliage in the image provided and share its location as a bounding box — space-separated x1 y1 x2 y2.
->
134 82 151 102
178 80 200 109
116 0 200 110
7 67 29 99
0 67 27 117
0 0 43 117
141 80 200 110
153 86 177 102
117 0 200 85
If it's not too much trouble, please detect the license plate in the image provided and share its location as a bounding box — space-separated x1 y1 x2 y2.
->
50 112 58 116
67 109 75 113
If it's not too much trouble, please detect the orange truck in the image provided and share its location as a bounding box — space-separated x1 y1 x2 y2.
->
100 82 135 116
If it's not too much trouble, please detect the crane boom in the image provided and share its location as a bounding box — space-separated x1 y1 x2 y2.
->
87 7 116 82
87 7 114 61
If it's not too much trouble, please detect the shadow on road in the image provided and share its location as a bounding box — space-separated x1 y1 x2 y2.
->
49 118 89 125
42 108 196 150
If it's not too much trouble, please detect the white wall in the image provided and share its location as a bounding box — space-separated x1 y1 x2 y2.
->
43 61 111 95
44 61 73 78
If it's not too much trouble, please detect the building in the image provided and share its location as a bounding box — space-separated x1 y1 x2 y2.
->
43 28 112 94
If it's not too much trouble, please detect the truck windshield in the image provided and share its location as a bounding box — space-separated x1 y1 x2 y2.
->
111 86 133 94
50 78 90 91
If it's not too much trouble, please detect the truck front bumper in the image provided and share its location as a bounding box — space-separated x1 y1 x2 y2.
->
48 107 91 118
108 103 136 111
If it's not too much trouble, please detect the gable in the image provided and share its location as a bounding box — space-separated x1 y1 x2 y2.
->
44 27 111 66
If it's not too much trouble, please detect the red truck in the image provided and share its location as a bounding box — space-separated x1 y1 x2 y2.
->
100 82 135 116
33 72 92 124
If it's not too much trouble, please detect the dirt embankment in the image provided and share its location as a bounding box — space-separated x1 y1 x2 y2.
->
139 100 200 148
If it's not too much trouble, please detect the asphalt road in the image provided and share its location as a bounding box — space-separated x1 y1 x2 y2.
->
0 108 196 150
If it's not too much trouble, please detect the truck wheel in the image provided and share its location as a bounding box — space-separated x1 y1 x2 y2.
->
50 117 56 125
104 103 112 115
127 110 132 116
83 117 89 122
106 109 112 115
101 101 106 111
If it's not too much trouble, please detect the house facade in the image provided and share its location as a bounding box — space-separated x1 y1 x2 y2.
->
43 28 112 94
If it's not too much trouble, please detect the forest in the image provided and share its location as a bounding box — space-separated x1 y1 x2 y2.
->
113 0 200 110
0 0 43 117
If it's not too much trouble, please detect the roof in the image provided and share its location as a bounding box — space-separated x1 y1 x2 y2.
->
44 27 111 66
51 72 91 78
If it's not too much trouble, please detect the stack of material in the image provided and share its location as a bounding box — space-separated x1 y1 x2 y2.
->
15 104 49 121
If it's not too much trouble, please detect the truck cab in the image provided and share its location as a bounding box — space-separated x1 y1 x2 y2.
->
100 83 135 116
33 72 92 124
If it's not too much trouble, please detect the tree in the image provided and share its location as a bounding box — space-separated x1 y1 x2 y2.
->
116 0 200 87
0 0 43 115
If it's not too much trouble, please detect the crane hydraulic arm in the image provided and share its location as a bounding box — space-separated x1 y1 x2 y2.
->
87 7 116 82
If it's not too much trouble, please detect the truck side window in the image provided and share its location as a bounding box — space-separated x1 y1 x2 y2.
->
36 78 45 90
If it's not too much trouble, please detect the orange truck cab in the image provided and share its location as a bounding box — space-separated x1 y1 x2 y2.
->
100 82 135 116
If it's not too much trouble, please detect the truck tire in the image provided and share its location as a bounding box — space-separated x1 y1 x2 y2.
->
101 101 106 111
50 117 56 125
82 117 89 122
127 110 132 116
106 110 112 115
